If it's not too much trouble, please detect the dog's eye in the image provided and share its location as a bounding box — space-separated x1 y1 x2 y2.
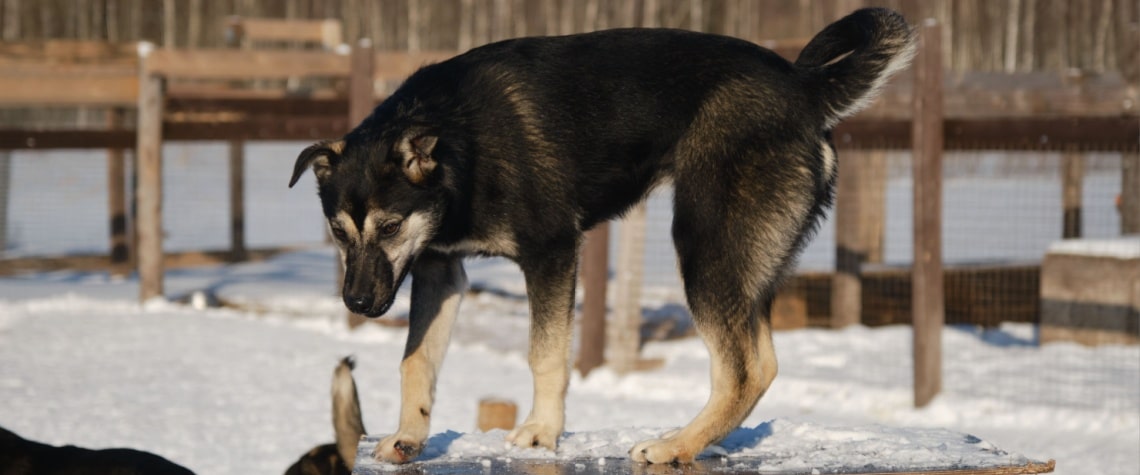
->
379 221 401 237
330 227 348 241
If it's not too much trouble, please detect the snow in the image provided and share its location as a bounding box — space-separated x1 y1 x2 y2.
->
356 422 1038 474
1 146 1136 473
1 250 1137 474
1047 237 1140 259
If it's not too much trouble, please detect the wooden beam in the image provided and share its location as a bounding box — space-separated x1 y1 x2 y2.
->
0 151 8 255
0 60 137 75
228 140 246 260
834 116 1139 152
144 49 350 80
0 116 349 149
107 108 131 276
372 51 456 80
832 150 864 328
0 74 138 106
230 18 343 48
1061 151 1084 239
577 223 609 377
165 96 351 115
861 70 1137 119
349 39 375 126
1124 151 1140 235
912 20 944 409
136 48 166 302
0 247 296 276
610 204 646 375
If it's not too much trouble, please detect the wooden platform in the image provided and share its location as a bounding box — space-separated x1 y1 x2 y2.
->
352 423 1056 475
354 457 1054 475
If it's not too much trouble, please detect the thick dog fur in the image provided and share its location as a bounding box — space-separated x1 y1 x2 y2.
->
290 8 915 464
285 357 367 475
0 426 194 475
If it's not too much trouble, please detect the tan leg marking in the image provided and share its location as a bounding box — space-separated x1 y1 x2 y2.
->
631 318 778 464
373 256 466 463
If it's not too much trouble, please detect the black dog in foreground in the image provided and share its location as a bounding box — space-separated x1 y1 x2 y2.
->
291 8 914 464
285 357 367 475
0 426 194 475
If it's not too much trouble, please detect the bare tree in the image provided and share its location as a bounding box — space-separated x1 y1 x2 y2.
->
458 0 474 50
163 0 174 48
1019 0 1036 71
2 0 20 40
1093 0 1112 71
1004 0 1020 72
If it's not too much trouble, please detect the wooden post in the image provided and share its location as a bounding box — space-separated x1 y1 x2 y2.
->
229 139 246 260
912 20 944 409
832 151 864 328
226 21 247 262
476 398 517 432
1061 150 1083 239
1122 151 1139 235
344 38 374 329
0 150 9 256
861 151 887 264
107 108 130 276
833 149 887 327
348 38 374 125
136 43 165 302
609 203 646 375
577 222 609 377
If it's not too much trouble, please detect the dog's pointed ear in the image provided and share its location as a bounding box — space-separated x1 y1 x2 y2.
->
289 140 345 188
396 131 438 185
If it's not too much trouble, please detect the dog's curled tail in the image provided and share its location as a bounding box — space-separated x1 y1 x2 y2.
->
796 8 916 128
332 356 366 470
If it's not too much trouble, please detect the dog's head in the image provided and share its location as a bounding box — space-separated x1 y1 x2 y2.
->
289 124 445 318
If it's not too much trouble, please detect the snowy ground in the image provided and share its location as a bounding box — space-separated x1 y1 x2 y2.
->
1 248 1136 474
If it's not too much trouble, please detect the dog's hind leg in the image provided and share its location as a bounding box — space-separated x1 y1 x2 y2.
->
630 286 778 464
506 244 579 451
373 251 467 463
630 144 813 464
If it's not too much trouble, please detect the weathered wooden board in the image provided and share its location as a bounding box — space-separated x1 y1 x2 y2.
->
351 428 1056 475
354 457 1054 475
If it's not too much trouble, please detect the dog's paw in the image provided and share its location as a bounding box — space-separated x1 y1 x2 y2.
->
372 434 424 464
629 434 697 464
505 422 561 451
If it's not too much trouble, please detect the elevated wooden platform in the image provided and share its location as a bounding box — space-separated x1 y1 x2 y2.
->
351 423 1056 475
353 457 1055 475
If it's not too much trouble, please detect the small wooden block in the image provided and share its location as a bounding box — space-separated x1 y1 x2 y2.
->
477 398 517 432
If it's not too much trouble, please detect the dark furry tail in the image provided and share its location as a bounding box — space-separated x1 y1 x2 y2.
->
796 8 916 127
332 356 366 471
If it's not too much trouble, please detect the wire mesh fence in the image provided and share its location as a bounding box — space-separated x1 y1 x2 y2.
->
0 142 327 259
613 148 1135 413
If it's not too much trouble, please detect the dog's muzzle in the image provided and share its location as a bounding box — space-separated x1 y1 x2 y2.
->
342 289 399 317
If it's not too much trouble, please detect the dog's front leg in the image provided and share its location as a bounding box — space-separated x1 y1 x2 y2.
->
506 247 578 451
373 251 467 464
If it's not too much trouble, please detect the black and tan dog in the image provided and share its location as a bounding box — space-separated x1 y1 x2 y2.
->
285 357 367 475
0 426 194 475
290 8 914 464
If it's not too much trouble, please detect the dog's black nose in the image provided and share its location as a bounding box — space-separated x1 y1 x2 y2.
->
344 294 371 313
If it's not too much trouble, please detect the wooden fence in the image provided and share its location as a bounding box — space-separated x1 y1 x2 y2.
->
0 17 1137 407
578 21 1139 411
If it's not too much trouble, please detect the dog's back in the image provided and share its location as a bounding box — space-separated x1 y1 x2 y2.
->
381 14 914 232
0 426 195 475
285 357 366 475
289 8 916 464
